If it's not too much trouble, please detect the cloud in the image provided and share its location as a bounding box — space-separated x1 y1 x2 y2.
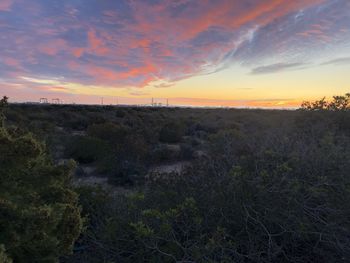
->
153 83 175 88
321 57 350 66
234 1 350 67
2 57 20 67
0 0 349 98
250 63 306 75
0 0 13 11
129 90 150 96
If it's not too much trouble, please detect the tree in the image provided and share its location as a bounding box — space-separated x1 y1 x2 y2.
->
0 96 8 127
159 122 184 143
301 93 350 111
87 122 128 144
0 99 83 263
328 93 350 111
0 245 12 263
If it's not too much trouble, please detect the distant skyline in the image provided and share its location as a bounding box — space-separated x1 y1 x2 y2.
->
1 0 350 107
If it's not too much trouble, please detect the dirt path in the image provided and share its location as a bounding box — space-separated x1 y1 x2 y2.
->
149 161 190 174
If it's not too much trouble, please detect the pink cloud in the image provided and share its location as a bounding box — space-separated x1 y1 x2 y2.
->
72 47 85 58
0 0 13 11
40 39 67 56
88 30 109 56
3 57 20 67
2 0 347 99
85 65 119 82
127 0 325 43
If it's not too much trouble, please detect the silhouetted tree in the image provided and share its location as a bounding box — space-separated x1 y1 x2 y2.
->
0 96 8 127
301 93 350 111
328 93 350 111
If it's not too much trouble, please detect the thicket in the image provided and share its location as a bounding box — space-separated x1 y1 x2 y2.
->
66 98 349 262
3 94 350 262
0 97 83 263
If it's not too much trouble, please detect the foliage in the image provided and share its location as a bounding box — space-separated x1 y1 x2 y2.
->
0 245 12 263
87 122 128 144
301 93 350 111
65 136 111 164
159 121 184 143
0 96 8 127
65 103 350 262
0 106 83 262
4 94 350 262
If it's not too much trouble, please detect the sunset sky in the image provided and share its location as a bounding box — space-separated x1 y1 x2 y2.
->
0 0 350 107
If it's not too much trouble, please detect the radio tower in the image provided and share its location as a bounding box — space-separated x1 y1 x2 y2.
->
52 98 60 104
39 98 48 104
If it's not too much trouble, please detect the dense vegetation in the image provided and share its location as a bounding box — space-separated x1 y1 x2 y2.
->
1 93 349 262
0 97 83 262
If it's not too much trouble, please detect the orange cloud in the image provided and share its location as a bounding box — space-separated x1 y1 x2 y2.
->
72 47 85 58
119 63 157 79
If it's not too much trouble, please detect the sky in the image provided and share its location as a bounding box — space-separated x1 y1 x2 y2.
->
0 0 350 108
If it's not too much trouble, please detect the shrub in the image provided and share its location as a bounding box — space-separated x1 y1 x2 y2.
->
151 144 180 163
87 122 128 144
0 122 83 262
180 143 194 160
108 161 147 186
65 106 350 262
159 122 184 143
65 136 110 164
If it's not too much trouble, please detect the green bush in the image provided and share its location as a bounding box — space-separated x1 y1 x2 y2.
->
180 143 194 160
87 122 128 144
65 136 110 164
4 95 350 262
0 117 83 262
65 108 350 263
108 161 147 186
0 244 12 263
159 122 184 143
151 144 180 163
